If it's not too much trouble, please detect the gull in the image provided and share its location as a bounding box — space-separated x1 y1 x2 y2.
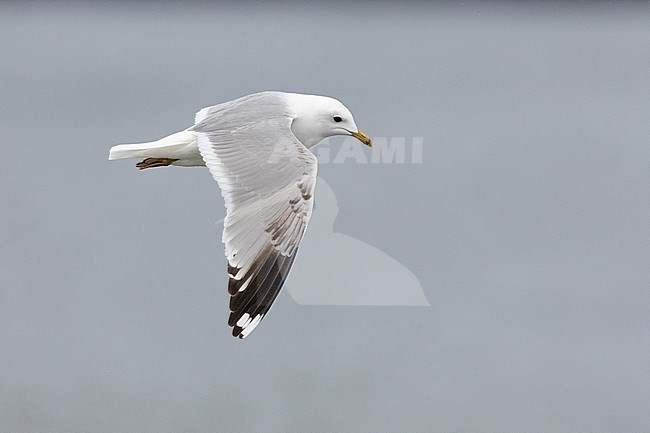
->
109 91 372 338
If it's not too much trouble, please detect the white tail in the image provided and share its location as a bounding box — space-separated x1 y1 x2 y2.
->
109 130 198 161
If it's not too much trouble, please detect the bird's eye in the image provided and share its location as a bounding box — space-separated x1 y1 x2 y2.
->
333 116 343 123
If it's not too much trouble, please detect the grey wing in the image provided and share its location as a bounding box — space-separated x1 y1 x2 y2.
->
194 110 317 339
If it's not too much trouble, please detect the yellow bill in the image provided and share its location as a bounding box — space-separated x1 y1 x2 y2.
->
350 129 372 147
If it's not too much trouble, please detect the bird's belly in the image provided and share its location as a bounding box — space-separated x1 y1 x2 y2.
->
170 139 206 167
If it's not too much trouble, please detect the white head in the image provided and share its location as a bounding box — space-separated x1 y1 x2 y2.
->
286 93 372 148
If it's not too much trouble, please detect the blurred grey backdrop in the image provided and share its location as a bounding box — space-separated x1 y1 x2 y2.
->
1 1 650 432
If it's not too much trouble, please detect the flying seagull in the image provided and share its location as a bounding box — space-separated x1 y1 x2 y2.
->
109 91 372 338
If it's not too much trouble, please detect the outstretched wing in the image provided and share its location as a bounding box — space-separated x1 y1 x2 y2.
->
194 104 317 339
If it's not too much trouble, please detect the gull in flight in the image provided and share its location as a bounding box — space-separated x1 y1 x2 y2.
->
109 91 372 338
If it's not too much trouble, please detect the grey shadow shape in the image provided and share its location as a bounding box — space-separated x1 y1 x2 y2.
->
286 177 430 306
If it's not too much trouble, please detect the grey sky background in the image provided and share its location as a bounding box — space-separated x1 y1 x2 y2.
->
1 1 650 432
